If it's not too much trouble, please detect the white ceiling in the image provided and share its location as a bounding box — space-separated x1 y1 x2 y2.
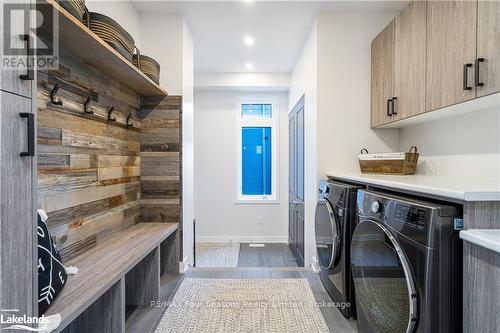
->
134 1 408 73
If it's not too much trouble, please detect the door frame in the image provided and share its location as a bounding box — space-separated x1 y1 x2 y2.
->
288 95 305 267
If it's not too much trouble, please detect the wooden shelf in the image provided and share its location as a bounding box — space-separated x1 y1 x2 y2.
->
38 0 168 97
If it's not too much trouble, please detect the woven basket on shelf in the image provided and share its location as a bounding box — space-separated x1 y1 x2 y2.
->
358 146 419 175
57 0 86 21
83 12 135 62
132 53 160 84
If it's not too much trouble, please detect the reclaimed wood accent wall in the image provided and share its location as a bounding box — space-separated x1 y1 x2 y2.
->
37 51 142 261
139 96 183 256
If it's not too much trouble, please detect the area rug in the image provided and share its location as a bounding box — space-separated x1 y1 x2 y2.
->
195 242 240 267
155 278 329 333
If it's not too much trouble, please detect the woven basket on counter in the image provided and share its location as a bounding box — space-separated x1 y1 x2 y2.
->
358 146 419 175
133 52 160 84
57 0 86 21
83 12 135 62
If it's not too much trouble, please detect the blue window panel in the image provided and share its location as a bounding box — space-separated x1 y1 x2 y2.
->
242 127 272 195
241 104 272 118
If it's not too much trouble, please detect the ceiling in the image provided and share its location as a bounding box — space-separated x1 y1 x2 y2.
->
134 1 408 73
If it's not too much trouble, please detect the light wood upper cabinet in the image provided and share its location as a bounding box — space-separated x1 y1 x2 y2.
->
426 0 477 111
371 20 395 128
393 1 426 121
476 0 500 97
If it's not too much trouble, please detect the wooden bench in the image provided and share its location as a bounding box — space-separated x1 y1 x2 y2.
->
45 222 178 333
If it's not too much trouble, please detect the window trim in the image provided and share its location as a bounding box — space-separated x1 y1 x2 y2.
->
234 96 279 204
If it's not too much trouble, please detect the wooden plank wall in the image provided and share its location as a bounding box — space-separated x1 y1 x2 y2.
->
37 51 143 261
139 96 183 257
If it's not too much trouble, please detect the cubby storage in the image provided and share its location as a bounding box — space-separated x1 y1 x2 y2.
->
125 233 182 333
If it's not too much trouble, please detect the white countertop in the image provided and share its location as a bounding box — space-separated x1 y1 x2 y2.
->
327 173 500 202
460 230 500 254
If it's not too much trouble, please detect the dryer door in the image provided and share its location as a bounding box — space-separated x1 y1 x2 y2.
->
351 219 418 333
315 198 341 269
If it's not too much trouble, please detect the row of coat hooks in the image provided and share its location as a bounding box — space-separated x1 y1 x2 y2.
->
50 83 133 128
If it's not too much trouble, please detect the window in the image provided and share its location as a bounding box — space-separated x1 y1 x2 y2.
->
235 97 279 202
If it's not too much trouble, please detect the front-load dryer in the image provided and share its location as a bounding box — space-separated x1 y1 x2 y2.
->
352 189 463 333
315 180 361 318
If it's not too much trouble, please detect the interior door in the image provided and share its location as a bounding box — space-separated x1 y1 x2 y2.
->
426 0 477 111
371 20 395 128
288 96 304 266
393 1 426 121
476 1 500 97
288 113 296 246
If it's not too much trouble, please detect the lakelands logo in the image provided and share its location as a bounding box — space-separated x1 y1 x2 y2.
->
2 1 59 72
0 313 62 332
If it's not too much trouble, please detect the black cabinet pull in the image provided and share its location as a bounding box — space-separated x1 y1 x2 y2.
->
19 34 34 81
387 99 393 116
463 63 473 90
475 58 485 87
392 97 398 115
19 113 34 157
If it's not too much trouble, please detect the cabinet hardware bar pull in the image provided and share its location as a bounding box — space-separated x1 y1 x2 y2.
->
19 34 33 81
463 63 473 90
387 99 393 116
19 113 34 157
475 58 485 87
392 97 397 115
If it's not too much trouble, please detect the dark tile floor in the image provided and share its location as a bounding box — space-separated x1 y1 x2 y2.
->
237 243 298 267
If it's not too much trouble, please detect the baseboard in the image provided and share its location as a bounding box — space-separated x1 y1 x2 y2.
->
196 235 289 243
179 256 189 274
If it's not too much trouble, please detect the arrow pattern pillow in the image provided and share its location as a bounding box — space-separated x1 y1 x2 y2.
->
38 210 67 315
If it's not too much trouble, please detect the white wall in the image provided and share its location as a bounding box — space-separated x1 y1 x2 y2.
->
316 12 399 178
399 107 500 180
195 73 290 92
194 91 289 243
182 21 195 266
288 13 401 268
288 22 318 267
86 1 141 49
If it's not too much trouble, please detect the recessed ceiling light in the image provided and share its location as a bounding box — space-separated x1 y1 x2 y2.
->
244 36 255 46
246 63 254 70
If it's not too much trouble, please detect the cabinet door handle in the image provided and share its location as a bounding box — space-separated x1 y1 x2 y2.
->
392 97 397 115
463 63 473 90
475 58 485 87
387 99 393 116
19 34 34 81
19 113 34 157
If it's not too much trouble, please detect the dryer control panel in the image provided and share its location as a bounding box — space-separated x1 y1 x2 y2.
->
395 204 426 230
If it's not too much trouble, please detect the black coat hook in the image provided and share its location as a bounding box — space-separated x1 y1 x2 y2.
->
50 83 63 105
107 106 116 121
126 113 133 128
83 96 93 114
